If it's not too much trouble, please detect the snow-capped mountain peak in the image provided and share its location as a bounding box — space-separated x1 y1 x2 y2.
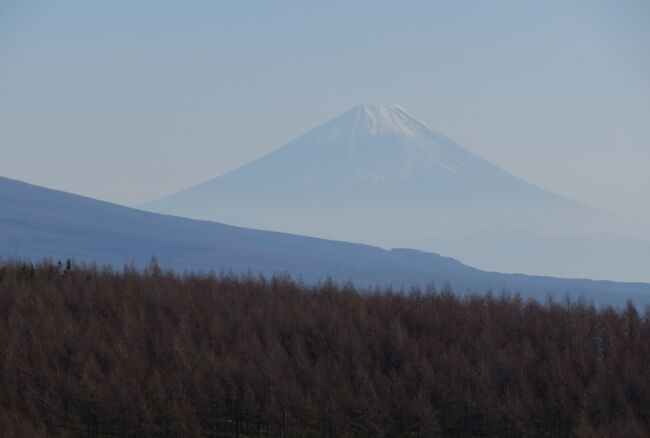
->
353 104 417 135
144 104 532 194
323 104 432 143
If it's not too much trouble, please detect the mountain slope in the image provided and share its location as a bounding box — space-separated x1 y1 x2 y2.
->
2 176 650 306
141 104 646 281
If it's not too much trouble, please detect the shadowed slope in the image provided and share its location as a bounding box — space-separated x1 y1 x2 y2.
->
2 176 650 306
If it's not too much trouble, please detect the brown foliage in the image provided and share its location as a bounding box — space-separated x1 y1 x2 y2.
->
0 260 649 437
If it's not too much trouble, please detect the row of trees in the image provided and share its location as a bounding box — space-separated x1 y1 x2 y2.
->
0 259 649 436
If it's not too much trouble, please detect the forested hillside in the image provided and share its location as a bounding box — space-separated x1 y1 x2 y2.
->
1 260 649 437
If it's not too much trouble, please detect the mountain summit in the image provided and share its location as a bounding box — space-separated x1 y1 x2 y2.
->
323 104 434 141
275 103 487 184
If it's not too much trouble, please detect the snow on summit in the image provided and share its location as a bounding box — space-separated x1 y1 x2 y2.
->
344 104 424 138
323 104 436 143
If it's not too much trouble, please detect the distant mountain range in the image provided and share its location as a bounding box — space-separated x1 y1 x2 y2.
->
140 104 650 282
2 175 649 307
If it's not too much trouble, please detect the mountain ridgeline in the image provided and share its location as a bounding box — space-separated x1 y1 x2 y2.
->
1 175 650 307
141 105 650 282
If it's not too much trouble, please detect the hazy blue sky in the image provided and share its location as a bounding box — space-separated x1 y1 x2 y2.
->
1 0 649 221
